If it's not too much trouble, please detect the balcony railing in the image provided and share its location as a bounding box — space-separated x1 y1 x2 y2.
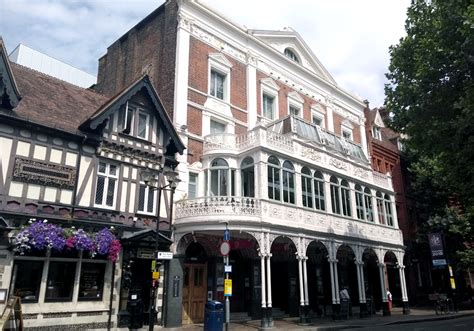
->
175 196 403 246
175 196 261 218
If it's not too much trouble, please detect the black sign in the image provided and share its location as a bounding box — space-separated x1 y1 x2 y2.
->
173 276 180 298
428 233 447 266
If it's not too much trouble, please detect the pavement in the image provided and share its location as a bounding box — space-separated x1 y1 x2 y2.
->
160 307 474 331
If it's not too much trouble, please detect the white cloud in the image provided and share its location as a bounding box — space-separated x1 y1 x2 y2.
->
0 0 409 106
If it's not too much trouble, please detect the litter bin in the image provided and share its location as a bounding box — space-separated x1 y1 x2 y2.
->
204 300 224 331
127 289 144 329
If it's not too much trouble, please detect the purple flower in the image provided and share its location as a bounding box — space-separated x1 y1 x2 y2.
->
73 229 95 252
95 228 115 255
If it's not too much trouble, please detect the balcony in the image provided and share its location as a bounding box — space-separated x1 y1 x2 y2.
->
203 117 393 191
175 196 403 246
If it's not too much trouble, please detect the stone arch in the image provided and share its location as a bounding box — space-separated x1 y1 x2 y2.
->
384 250 398 264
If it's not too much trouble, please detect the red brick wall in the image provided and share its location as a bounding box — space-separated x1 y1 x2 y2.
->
95 1 179 118
187 138 203 165
188 37 247 110
187 105 203 136
333 112 361 144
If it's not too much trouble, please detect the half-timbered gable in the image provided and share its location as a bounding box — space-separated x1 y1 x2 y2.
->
0 38 184 329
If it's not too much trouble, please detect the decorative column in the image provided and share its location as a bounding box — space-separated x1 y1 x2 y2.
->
266 253 274 327
398 264 410 314
246 53 258 129
355 260 367 317
378 262 390 316
328 257 340 319
302 257 310 319
297 256 305 324
260 252 268 328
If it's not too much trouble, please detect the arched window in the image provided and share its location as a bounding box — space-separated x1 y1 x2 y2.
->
241 157 255 197
284 48 299 63
384 194 394 226
330 176 340 214
301 167 313 208
364 187 374 222
376 191 385 224
210 158 228 196
313 171 325 211
268 156 281 201
341 180 351 217
282 161 295 204
355 184 364 220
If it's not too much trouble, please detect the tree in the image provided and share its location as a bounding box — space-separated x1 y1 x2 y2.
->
385 0 474 268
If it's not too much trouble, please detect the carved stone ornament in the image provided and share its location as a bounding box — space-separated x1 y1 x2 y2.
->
329 157 349 171
301 147 322 162
13 157 76 189
353 167 369 179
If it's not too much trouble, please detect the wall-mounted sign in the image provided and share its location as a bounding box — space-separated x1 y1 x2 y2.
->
173 276 180 298
152 271 160 280
428 233 447 267
224 279 232 297
224 265 232 273
158 252 173 260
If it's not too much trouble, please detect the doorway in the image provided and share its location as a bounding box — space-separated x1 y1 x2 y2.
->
182 263 208 324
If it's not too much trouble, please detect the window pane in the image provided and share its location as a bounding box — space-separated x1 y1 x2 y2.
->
137 113 148 138
13 261 43 303
210 120 226 134
312 115 322 126
79 263 106 300
45 261 76 301
109 165 117 176
331 184 340 214
356 191 364 220
95 176 105 205
98 162 106 173
219 169 228 196
211 70 225 100
211 170 219 196
138 185 146 211
147 188 155 213
124 108 133 134
106 178 116 206
188 173 197 199
290 106 299 116
263 94 274 120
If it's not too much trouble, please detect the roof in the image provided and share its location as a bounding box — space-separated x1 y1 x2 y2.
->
1 63 108 135
0 37 21 108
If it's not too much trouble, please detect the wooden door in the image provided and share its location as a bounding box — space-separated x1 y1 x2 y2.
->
182 264 207 324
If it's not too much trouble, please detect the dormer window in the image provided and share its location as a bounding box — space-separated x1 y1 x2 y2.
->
372 126 382 140
284 48 299 63
118 102 151 140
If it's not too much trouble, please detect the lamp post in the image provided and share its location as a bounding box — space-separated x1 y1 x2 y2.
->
140 167 180 331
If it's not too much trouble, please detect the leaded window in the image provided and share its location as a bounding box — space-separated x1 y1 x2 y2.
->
138 183 156 214
45 261 77 302
95 162 118 208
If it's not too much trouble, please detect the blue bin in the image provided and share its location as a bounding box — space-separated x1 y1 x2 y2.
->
204 300 224 331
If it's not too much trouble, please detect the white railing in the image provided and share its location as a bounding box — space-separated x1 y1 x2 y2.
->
203 127 293 154
175 196 261 218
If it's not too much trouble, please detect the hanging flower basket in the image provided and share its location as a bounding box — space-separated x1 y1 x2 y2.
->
11 219 121 262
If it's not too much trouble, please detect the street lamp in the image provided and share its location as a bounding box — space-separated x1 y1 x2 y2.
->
140 166 180 331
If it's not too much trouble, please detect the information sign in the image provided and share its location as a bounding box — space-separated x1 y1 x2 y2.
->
224 279 232 297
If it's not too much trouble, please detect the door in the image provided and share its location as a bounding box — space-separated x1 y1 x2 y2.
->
182 264 207 324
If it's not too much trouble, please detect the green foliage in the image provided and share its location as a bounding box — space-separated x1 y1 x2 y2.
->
385 0 474 268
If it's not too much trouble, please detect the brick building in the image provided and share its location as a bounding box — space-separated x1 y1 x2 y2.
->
364 107 432 305
92 0 411 327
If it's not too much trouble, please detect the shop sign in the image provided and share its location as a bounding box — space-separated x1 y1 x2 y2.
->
428 233 447 266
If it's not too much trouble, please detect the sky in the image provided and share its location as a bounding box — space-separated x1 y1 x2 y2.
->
0 0 410 107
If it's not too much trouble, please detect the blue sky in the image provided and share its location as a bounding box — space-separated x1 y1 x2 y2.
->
0 0 410 106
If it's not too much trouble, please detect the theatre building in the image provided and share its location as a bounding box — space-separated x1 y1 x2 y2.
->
0 37 184 329
91 0 412 326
